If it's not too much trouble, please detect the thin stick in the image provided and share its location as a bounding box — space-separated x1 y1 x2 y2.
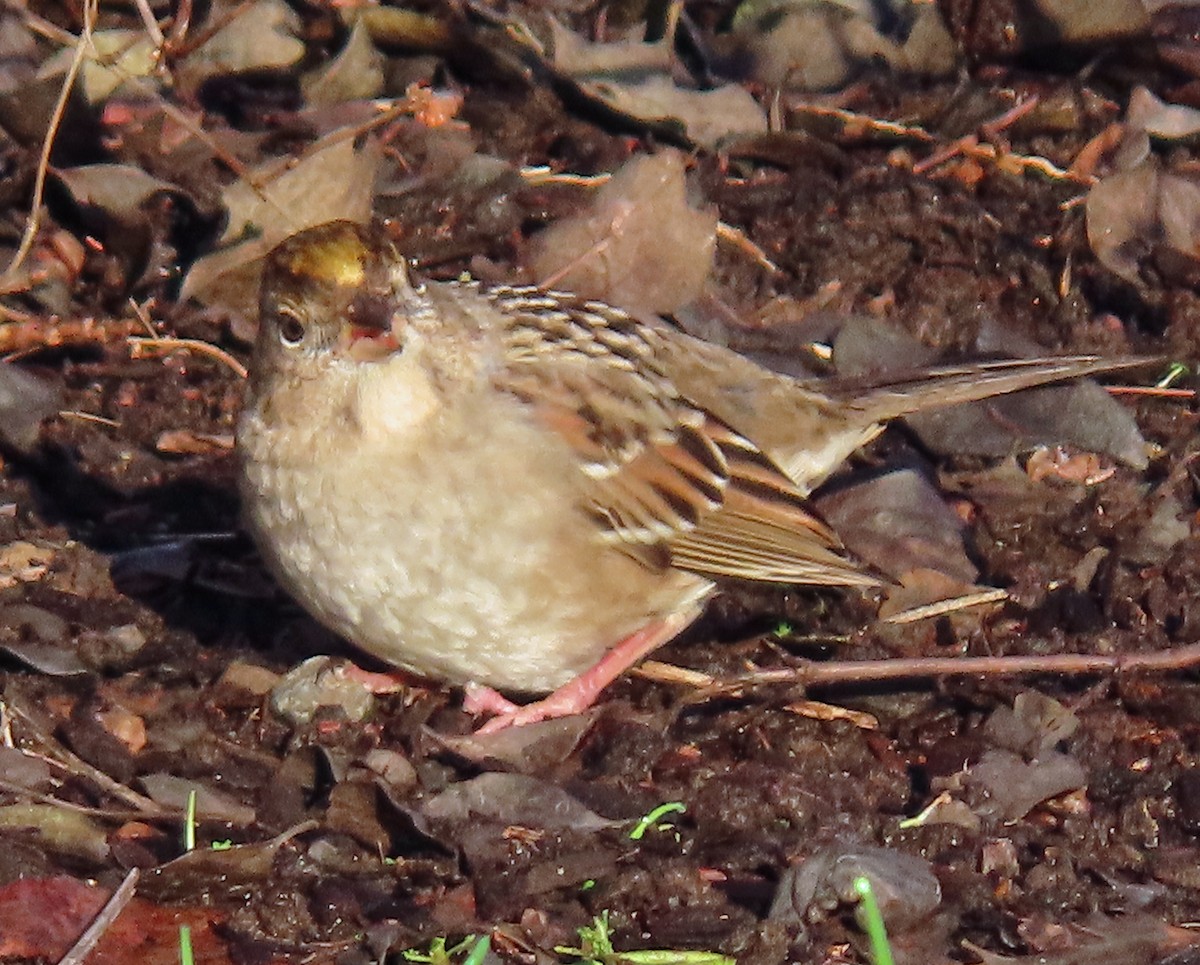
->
56 868 140 965
979 95 1040 138
703 641 1200 693
716 221 779 273
1107 386 1195 399
130 0 165 49
635 660 715 688
128 336 248 379
882 588 1010 625
519 166 611 187
59 410 121 429
786 102 937 142
5 702 166 815
4 0 97 280
0 779 178 821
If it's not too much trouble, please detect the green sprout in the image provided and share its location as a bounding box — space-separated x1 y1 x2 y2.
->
629 802 686 841
1157 361 1190 389
771 620 794 638
178 925 194 965
210 839 233 851
402 935 481 964
556 912 734 965
183 789 197 852
897 791 950 830
854 876 895 965
462 935 491 965
556 912 616 962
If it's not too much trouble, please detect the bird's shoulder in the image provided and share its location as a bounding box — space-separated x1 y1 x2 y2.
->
471 286 869 586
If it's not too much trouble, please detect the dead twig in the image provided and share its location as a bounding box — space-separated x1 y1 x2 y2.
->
0 697 13 748
57 868 140 965
4 700 166 816
979 95 1041 139
4 0 98 280
0 317 144 358
635 660 715 688
912 135 1094 185
1107 386 1196 399
519 166 611 187
59 410 122 429
784 699 877 729
787 102 937 142
716 222 779 273
130 0 165 50
787 97 1091 186
0 778 175 821
128 335 248 379
165 0 193 50
681 641 1200 698
1070 123 1125 180
882 588 1011 625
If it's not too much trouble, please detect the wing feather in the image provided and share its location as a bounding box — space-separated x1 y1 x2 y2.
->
489 288 878 588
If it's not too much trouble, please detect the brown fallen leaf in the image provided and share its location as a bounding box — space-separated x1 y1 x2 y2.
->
0 874 326 965
96 706 148 755
528 149 717 315
154 429 236 455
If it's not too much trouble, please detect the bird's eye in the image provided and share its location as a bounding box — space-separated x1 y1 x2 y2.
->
277 312 305 346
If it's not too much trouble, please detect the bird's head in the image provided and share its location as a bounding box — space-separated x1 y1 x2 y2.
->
252 221 411 389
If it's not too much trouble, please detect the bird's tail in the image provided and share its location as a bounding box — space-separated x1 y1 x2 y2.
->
846 354 1161 423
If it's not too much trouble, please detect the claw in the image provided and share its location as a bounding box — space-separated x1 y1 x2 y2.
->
468 611 696 735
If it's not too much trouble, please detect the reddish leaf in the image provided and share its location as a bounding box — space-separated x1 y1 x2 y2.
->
0 876 227 965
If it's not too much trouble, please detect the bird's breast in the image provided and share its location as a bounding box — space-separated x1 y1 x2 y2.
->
238 388 706 692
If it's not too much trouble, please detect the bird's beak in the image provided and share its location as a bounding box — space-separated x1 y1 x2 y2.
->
342 292 400 360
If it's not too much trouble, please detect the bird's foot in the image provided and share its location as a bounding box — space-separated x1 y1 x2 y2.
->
462 683 520 716
469 612 694 735
472 682 601 734
341 664 417 694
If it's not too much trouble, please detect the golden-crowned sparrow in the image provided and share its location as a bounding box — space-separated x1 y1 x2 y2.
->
238 221 1152 732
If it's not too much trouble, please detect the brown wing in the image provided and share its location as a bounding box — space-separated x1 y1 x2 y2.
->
489 287 879 588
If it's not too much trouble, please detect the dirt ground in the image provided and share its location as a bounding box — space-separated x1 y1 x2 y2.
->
0 2 1198 964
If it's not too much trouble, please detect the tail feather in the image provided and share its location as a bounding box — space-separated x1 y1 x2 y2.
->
843 354 1161 423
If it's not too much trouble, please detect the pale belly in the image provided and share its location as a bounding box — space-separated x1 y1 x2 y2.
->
239 398 709 692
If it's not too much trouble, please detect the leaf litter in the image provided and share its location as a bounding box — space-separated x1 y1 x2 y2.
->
0 0 1195 963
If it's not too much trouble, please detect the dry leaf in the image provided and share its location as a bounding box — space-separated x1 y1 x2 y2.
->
588 76 768 148
96 706 148 754
38 30 157 103
0 876 238 965
55 164 178 220
528 149 716 314
178 0 304 89
548 17 672 77
1127 85 1200 141
180 134 382 313
301 18 384 107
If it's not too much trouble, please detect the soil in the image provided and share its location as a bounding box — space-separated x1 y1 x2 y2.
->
0 3 1199 964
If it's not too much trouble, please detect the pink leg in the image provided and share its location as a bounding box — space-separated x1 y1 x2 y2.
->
342 664 419 694
463 683 521 716
472 612 693 735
